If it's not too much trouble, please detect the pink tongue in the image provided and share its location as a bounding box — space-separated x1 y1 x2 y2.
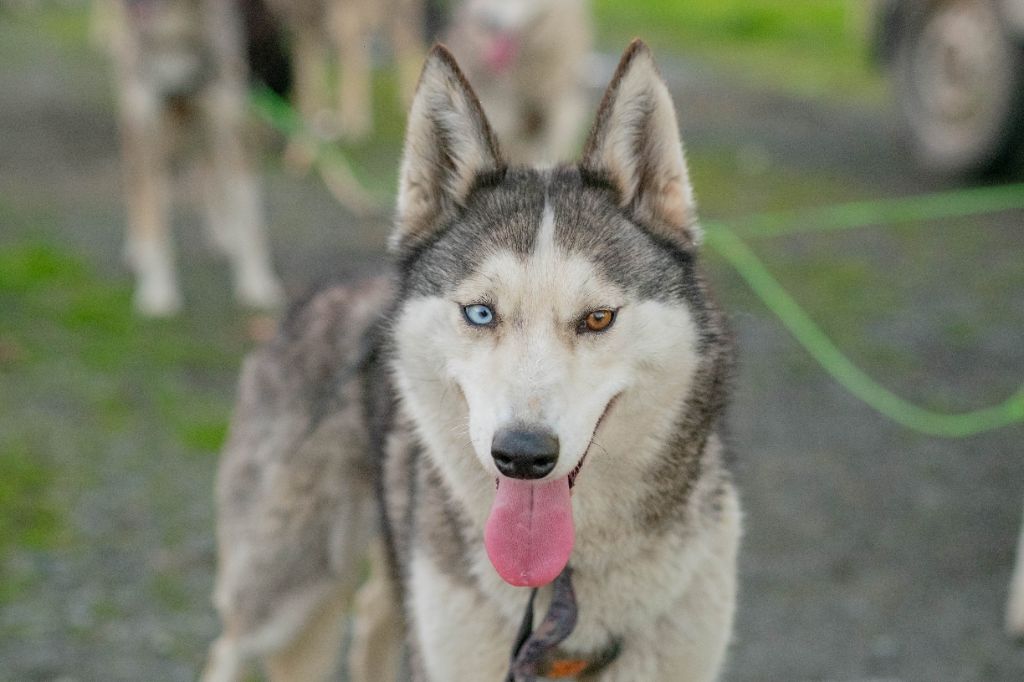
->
484 34 519 74
484 477 574 587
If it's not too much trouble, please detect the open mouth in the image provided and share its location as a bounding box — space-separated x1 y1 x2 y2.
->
484 394 621 588
567 452 587 489
569 392 619 489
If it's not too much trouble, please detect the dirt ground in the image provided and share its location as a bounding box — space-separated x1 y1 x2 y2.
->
1 8 1023 682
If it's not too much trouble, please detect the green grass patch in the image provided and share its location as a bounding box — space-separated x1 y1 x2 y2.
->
0 238 247 597
0 442 60 554
0 243 89 294
0 436 61 600
593 0 884 102
0 242 239 373
688 148 857 220
178 419 230 454
30 2 92 52
151 571 190 612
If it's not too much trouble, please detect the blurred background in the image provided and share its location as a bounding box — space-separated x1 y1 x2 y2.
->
1 0 1023 679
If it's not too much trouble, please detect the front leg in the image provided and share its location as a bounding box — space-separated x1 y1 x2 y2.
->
407 551 517 681
349 539 404 682
118 81 180 316
200 84 282 310
594 586 735 682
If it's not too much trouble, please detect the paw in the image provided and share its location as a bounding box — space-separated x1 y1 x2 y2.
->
236 271 284 311
134 278 183 317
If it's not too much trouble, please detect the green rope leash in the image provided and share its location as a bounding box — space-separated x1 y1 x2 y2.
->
250 86 305 137
724 182 1024 238
249 87 385 212
703 224 1024 437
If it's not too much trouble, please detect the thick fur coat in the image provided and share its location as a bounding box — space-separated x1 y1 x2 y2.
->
204 41 741 682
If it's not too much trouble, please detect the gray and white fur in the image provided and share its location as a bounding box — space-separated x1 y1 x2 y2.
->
204 40 741 681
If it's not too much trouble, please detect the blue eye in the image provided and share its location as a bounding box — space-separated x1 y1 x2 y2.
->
463 303 495 326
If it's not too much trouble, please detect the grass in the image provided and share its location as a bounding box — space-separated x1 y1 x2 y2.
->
0 242 240 377
687 148 858 220
0 236 247 605
593 0 885 103
0 442 59 554
0 240 243 454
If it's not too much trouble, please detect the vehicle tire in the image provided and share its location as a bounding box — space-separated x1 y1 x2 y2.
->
892 0 1024 176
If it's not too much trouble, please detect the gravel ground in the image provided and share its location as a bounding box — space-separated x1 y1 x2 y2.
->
1 8 1022 681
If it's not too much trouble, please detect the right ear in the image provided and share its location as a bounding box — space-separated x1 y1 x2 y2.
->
391 45 503 254
581 40 699 249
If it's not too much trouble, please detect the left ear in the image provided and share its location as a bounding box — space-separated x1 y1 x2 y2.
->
391 44 503 254
581 40 700 248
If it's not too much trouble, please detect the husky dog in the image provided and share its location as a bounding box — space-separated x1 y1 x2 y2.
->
1009 505 1024 637
445 0 592 164
264 0 425 142
204 41 740 681
99 0 283 316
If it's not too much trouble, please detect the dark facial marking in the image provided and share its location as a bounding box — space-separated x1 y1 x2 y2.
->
399 168 547 297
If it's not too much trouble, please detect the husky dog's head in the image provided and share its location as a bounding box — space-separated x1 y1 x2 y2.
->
389 41 730 588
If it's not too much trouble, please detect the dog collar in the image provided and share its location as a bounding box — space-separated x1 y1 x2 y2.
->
532 639 622 679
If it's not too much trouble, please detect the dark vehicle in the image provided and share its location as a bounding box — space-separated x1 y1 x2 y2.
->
874 0 1024 175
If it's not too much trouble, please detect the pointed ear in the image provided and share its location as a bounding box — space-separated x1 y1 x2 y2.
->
391 45 503 253
581 40 700 248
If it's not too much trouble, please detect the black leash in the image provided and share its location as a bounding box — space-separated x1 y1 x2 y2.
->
508 586 538 677
505 567 578 682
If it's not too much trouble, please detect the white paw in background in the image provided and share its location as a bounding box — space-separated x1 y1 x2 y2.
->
235 268 284 311
129 239 182 317
134 273 183 317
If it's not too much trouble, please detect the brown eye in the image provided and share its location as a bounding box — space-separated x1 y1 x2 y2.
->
580 309 616 333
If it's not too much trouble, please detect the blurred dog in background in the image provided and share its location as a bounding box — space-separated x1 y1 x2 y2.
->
96 0 282 316
265 0 425 143
445 0 592 164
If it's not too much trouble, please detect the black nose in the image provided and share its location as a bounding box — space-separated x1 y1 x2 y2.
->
491 427 559 480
